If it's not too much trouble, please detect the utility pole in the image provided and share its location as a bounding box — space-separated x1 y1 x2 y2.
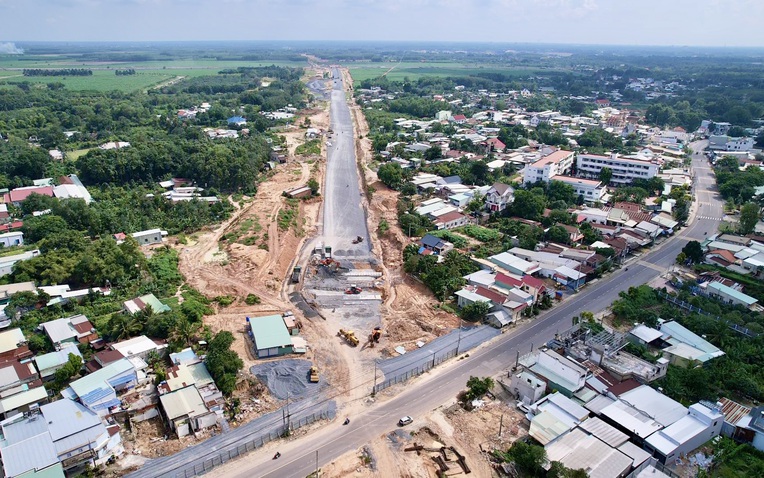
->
372 361 377 395
456 318 462 355
286 390 291 431
499 413 504 438
315 450 319 478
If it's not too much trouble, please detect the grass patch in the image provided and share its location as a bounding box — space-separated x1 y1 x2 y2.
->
295 139 321 156
457 225 503 243
348 62 549 82
65 148 94 160
427 230 469 249
277 199 299 231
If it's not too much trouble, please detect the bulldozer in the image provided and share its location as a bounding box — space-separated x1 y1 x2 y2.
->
309 365 319 383
338 328 359 347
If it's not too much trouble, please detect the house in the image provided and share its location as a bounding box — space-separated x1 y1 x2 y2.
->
248 314 294 359
131 228 168 246
509 370 546 406
284 186 312 199
527 392 590 445
451 114 467 124
0 399 122 476
644 403 723 464
98 141 130 150
3 186 54 206
454 288 492 309
485 182 515 213
0 282 36 305
717 397 753 443
227 116 247 126
658 321 725 366
488 252 541 276
53 175 92 204
112 335 168 361
169 347 199 366
554 176 606 203
519 349 589 397
62 359 137 416
34 344 83 381
0 361 39 395
544 428 632 478
419 234 454 255
432 211 470 230
0 249 41 277
40 315 96 348
123 293 171 315
0 231 23 248
159 385 218 437
705 281 758 309
0 385 48 420
601 385 688 441
0 328 32 362
484 137 506 153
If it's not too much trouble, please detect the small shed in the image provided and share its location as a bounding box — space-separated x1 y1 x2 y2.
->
248 315 294 359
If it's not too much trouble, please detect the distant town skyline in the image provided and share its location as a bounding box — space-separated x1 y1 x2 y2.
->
2 0 763 48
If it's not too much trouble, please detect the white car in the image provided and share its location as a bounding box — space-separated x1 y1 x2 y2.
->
397 416 413 426
326 141 332 147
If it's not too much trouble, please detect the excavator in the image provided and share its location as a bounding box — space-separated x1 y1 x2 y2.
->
367 327 382 348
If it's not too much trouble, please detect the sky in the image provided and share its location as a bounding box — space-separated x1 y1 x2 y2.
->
1 0 763 47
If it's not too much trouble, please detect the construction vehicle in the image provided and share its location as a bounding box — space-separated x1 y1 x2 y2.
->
290 265 302 283
352 236 363 244
309 366 319 383
338 328 359 346
319 258 341 273
368 327 382 348
345 284 362 295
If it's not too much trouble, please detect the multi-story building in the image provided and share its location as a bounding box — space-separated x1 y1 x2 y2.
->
522 150 575 184
577 152 660 185
554 176 606 202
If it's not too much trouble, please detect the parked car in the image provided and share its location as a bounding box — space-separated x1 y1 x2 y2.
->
398 416 413 426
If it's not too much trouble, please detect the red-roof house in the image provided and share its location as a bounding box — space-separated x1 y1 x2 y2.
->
451 114 467 124
484 137 506 153
475 286 506 306
4 186 54 206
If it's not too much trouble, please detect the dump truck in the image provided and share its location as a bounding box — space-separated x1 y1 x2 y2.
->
309 366 319 383
291 265 302 283
338 328 359 346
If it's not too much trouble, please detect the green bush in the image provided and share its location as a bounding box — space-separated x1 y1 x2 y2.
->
245 294 261 305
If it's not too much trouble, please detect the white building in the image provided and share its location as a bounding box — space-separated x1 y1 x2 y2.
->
131 229 168 246
0 231 23 248
554 176 606 203
644 403 723 464
577 152 661 185
522 150 575 184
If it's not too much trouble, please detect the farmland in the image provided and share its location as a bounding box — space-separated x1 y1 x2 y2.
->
346 61 551 82
0 55 306 92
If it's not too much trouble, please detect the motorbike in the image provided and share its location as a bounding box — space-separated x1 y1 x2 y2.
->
343 417 350 425
273 452 281 460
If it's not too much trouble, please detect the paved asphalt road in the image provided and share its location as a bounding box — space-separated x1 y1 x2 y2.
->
220 140 722 476
322 68 371 258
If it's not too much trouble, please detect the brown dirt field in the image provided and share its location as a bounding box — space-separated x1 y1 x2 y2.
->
320 398 522 478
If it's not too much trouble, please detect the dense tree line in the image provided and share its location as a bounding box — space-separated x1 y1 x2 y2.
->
714 156 764 204
23 69 93 76
115 69 136 76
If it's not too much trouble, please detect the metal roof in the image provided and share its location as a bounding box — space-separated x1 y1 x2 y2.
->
545 428 632 478
718 397 751 426
585 394 616 415
619 385 687 427
0 431 59 477
629 324 663 343
34 345 82 376
0 328 25 354
600 399 663 439
165 362 214 391
0 386 48 415
249 314 293 351
159 385 207 420
112 335 166 358
578 416 629 447
41 319 78 344
529 410 572 445
68 358 134 398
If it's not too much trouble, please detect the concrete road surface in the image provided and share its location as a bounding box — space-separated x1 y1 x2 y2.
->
218 140 723 478
322 68 371 258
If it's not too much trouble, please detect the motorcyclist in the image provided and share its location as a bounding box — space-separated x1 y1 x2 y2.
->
273 452 281 459
343 417 350 425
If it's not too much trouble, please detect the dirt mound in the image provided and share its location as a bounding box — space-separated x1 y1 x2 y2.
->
250 359 319 401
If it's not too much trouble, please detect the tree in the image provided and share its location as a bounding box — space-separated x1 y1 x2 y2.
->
206 331 244 395
495 441 547 477
465 376 495 401
547 225 570 244
740 202 760 235
599 166 613 185
377 162 404 190
307 178 319 196
460 301 490 323
510 190 546 221
681 240 704 264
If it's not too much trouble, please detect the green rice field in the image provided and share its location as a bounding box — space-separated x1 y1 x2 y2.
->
0 56 307 92
347 61 547 82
